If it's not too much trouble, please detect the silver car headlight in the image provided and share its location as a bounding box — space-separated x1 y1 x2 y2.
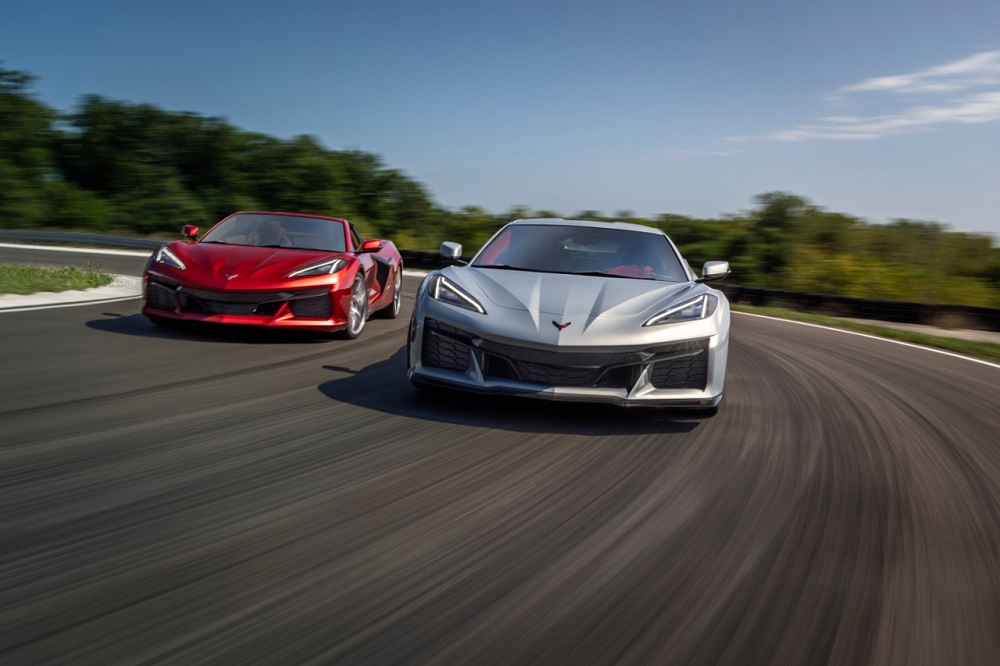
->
643 293 718 326
154 246 186 271
429 274 486 314
288 258 347 278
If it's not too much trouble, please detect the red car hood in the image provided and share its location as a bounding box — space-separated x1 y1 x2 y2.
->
159 242 349 290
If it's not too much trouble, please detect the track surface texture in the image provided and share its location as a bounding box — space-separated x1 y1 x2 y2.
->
2 257 1000 663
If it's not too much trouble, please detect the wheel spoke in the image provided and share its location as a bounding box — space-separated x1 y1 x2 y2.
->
350 282 365 332
393 272 402 312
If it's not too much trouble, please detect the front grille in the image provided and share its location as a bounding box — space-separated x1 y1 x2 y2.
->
177 294 258 315
476 338 641 388
422 318 708 390
172 285 330 317
290 295 332 318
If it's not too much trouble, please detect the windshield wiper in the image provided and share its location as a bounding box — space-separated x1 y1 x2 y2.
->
571 270 654 280
475 264 538 271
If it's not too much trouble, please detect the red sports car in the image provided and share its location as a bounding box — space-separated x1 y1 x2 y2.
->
142 211 403 338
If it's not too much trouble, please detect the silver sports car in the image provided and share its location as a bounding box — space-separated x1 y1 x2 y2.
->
407 218 731 413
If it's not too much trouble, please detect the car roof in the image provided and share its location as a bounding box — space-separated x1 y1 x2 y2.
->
506 218 665 235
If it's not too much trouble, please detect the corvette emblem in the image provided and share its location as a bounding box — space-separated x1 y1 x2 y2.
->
552 321 572 331
225 273 239 280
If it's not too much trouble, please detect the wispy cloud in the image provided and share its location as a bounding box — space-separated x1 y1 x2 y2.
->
736 49 1000 142
758 91 1000 141
836 50 1000 96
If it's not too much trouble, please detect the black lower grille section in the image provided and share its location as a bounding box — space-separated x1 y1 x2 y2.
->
422 320 472 371
650 340 709 389
146 279 177 311
480 344 638 388
178 294 258 315
290 295 332 318
422 318 708 390
166 285 329 317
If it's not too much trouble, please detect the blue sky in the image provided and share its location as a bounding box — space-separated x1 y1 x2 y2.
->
3 0 999 236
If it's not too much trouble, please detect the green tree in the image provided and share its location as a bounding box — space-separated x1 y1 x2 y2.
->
0 65 55 228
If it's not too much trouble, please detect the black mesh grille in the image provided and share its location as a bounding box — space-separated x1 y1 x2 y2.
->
649 340 709 389
422 318 708 390
476 337 645 389
509 360 605 386
290 295 332 318
422 320 472 371
177 294 256 315
146 279 177 311
173 286 329 317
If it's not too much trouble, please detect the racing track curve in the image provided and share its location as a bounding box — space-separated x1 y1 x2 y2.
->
1 259 999 663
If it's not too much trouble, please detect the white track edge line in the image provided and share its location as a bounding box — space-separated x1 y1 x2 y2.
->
734 311 1000 370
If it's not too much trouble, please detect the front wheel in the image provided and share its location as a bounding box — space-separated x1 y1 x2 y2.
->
375 266 403 319
337 277 369 339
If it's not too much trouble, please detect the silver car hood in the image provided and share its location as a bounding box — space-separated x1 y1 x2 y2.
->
461 267 697 317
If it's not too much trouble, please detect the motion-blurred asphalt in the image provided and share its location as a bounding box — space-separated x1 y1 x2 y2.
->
2 245 1000 664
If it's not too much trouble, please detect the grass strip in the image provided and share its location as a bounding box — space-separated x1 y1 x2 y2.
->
0 263 113 295
732 304 1000 363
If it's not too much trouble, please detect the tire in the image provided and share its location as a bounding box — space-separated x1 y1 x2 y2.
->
337 277 369 339
375 266 403 319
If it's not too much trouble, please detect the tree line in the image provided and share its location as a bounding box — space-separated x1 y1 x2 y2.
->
2 64 998 307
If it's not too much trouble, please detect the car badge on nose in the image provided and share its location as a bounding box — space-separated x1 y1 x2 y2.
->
225 273 239 280
552 321 572 331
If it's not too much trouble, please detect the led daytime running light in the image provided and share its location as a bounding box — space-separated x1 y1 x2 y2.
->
431 275 486 314
288 258 347 278
644 294 718 326
155 246 186 270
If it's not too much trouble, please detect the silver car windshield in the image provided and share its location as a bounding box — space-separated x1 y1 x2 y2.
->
472 224 688 281
199 213 348 252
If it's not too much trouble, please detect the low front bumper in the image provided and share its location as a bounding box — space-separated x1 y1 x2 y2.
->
407 315 727 407
143 274 351 331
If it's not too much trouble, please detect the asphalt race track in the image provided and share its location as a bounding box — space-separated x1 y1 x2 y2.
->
2 248 1000 664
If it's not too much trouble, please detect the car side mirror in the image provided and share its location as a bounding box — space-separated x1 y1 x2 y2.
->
181 225 199 240
439 241 464 265
359 238 384 253
697 260 730 282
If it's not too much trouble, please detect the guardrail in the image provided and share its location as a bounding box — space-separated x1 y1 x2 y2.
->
4 230 999 332
0 230 164 250
718 284 1000 333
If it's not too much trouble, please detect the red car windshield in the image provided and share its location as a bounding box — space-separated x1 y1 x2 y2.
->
200 213 348 252
473 224 688 281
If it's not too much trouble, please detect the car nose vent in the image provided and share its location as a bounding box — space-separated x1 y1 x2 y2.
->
290 295 332 318
648 340 709 389
422 319 472 371
146 279 178 311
